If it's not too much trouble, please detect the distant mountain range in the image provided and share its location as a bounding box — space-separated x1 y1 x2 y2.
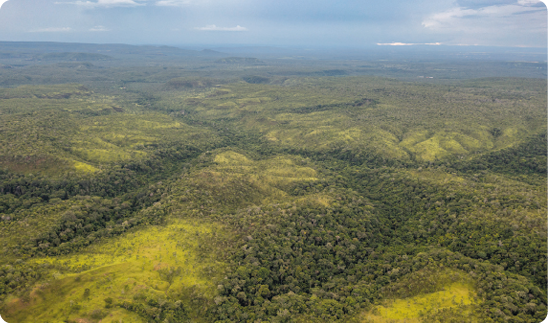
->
0 41 229 60
215 57 264 64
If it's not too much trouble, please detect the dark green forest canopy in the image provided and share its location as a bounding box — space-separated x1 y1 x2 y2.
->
0 72 546 323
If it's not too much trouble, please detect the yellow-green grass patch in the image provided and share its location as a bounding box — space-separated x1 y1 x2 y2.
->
4 219 226 323
73 161 99 173
365 283 476 322
362 268 479 323
213 151 318 187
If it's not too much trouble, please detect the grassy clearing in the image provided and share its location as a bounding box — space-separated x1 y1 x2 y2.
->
3 219 226 323
212 150 319 201
363 284 477 322
214 152 318 185
362 269 479 322
73 161 99 173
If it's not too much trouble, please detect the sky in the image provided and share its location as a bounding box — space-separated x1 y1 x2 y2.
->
0 0 545 48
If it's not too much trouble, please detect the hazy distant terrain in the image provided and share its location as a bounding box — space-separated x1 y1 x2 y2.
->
0 42 546 323
0 42 546 89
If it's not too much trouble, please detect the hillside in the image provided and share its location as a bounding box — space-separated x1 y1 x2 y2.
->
215 57 264 64
0 75 546 323
37 53 114 62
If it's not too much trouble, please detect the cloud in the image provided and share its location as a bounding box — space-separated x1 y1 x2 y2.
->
377 42 442 46
194 24 247 31
376 42 413 46
60 0 144 7
156 0 192 6
455 0 515 9
454 0 544 9
517 0 544 5
30 27 72 32
422 4 545 29
422 7 476 29
90 25 109 31
0 0 8 9
59 0 212 7
422 1 546 47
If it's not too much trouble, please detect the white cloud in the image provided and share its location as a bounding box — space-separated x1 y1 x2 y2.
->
377 42 414 46
421 2 547 46
0 0 9 9
60 0 144 7
377 42 442 46
90 25 109 31
517 0 543 5
422 0 548 30
30 27 72 32
194 24 247 31
422 7 477 29
156 0 192 6
59 0 211 7
422 4 546 30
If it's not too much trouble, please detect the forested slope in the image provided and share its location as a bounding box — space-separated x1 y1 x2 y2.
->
0 76 545 323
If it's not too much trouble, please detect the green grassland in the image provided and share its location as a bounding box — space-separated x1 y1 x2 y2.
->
363 269 479 322
364 283 476 323
4 219 226 323
0 75 546 323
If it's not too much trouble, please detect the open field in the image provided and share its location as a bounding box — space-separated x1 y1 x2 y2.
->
4 219 226 323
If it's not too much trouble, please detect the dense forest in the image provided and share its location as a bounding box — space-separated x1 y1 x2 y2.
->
0 42 546 323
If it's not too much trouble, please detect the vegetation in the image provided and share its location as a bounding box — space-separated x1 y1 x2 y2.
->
4 219 227 323
216 57 264 65
0 45 545 322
